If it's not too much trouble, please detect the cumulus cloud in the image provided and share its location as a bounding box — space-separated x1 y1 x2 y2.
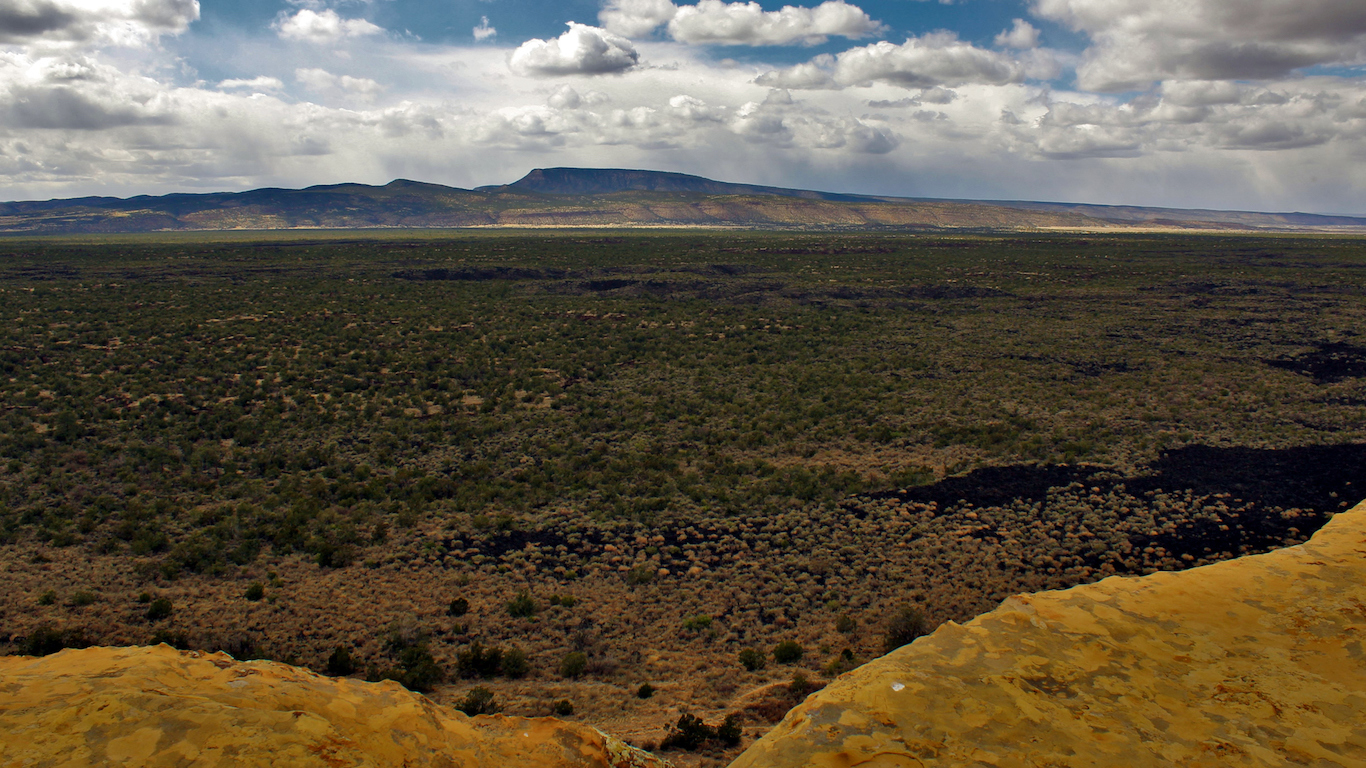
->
1033 0 1366 91
994 19 1039 49
0 0 199 46
599 0 678 37
219 76 284 92
600 0 881 45
275 9 383 44
759 32 1026 90
508 23 639 76
295 67 383 99
730 89 897 152
473 16 496 42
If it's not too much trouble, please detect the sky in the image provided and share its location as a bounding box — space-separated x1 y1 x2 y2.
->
1 0 1365 212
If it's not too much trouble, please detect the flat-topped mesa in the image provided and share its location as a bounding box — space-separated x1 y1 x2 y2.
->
0 644 667 768
730 500 1366 768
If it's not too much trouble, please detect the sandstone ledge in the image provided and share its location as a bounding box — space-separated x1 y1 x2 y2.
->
730 501 1366 768
0 644 667 768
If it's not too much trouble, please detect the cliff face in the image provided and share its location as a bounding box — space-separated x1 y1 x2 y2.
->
730 501 1366 768
0 644 666 768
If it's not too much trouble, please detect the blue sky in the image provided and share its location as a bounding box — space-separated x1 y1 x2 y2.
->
1 0 1365 213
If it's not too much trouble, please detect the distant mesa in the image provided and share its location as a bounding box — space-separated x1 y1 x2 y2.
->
1 168 1365 234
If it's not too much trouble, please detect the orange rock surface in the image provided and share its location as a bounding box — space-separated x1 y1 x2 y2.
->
0 644 668 768
730 501 1366 768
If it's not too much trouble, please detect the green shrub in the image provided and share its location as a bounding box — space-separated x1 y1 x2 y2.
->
659 713 714 751
717 714 743 746
636 683 655 699
21 625 84 656
738 647 765 671
835 613 856 633
456 641 504 679
682 614 712 632
625 565 655 585
560 651 588 679
326 646 356 676
37 590 56 606
552 699 574 716
501 647 529 678
506 592 537 618
883 606 929 653
789 672 812 696
245 582 265 601
384 644 445 692
457 686 499 716
146 597 173 621
447 597 469 617
773 640 803 665
68 591 97 607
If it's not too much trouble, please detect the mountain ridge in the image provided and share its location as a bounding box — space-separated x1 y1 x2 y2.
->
2 168 1364 233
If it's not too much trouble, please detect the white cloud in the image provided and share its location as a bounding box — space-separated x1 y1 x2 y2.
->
295 67 383 99
600 0 678 37
600 0 881 46
759 32 1027 90
994 19 1039 50
669 0 881 46
0 0 199 46
219 76 285 92
1033 0 1366 91
275 9 383 44
473 16 496 42
508 23 639 76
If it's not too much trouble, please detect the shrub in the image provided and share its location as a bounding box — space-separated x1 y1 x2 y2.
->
385 644 445 692
501 647 529 678
245 582 265 601
560 651 588 679
21 625 79 656
659 713 714 751
506 592 537 618
883 606 929 653
37 590 56 606
625 565 654 585
738 647 765 672
789 672 812 696
68 591 97 607
456 642 504 679
447 597 469 617
146 597 173 622
682 614 712 632
835 613 856 633
773 640 803 665
552 699 574 716
636 683 655 699
457 686 499 716
717 714 743 746
327 646 356 676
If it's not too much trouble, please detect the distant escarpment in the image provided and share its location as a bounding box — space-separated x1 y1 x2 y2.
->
730 499 1366 768
0 644 666 768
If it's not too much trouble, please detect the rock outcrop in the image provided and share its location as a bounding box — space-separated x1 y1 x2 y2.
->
730 501 1366 767
0 644 667 768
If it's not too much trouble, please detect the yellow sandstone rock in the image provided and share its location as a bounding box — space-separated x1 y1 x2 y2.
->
731 500 1366 768
0 644 669 768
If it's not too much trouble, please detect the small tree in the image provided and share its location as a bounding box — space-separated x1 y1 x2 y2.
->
448 597 469 617
327 646 356 676
773 640 803 665
560 651 588 679
457 686 499 716
146 597 173 622
883 606 929 653
506 592 537 618
738 647 766 672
